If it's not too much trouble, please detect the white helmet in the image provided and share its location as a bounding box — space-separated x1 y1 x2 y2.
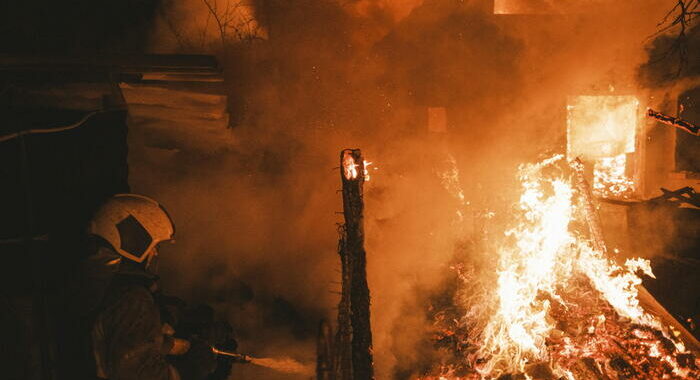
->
89 194 175 263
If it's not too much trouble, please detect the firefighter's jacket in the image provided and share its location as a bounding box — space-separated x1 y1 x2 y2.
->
91 259 179 380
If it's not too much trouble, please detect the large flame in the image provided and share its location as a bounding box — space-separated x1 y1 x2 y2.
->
343 152 359 180
342 151 372 181
478 155 576 375
465 155 687 378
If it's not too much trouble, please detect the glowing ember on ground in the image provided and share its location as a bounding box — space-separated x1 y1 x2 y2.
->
420 156 699 379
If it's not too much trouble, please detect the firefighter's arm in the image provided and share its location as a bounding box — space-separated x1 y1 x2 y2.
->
107 287 180 380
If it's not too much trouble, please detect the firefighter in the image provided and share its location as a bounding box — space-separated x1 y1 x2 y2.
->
84 194 221 380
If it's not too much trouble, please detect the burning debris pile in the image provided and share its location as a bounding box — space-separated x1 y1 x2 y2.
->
592 154 635 200
420 156 700 380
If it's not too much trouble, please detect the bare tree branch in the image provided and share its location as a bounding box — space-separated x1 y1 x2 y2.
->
156 3 187 51
651 0 700 77
202 0 228 50
160 0 264 52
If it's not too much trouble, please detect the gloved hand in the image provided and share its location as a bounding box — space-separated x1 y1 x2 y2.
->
173 337 217 380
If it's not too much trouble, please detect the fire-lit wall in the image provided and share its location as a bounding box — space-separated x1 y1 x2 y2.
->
643 86 700 198
564 91 700 199
567 95 639 199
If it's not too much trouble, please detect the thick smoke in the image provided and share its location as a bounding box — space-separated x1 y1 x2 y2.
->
131 1 678 378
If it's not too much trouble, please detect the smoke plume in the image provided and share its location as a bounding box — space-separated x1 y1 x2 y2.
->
129 1 679 378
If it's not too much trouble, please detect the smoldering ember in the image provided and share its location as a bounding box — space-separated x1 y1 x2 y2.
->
3 1 700 380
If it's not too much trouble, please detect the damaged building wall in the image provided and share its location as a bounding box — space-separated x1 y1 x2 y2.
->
0 54 227 380
0 78 129 380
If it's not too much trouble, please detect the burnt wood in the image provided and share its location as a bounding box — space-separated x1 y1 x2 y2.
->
337 149 374 380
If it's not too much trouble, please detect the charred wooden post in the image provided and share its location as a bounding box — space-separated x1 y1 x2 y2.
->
571 158 700 355
336 149 374 380
336 222 353 380
647 108 700 136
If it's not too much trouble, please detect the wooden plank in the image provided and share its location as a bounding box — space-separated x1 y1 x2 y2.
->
129 116 235 152
121 85 227 113
126 104 229 127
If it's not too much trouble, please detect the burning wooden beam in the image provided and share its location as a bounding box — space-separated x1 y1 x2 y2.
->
647 108 700 136
571 158 700 355
336 149 374 380
571 158 608 255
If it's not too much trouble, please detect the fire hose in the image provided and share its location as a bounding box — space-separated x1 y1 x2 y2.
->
210 347 252 363
210 347 312 375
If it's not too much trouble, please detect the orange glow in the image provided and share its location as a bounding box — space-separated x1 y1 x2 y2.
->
567 95 638 199
478 155 576 376
592 153 635 198
342 152 359 180
363 160 372 181
567 95 637 160
342 152 372 182
494 0 614 15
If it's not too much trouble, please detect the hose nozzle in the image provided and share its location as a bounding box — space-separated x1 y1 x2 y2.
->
211 347 252 363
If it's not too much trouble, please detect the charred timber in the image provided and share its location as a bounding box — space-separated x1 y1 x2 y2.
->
647 108 700 136
338 149 374 380
571 159 608 255
656 186 700 208
336 227 353 380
